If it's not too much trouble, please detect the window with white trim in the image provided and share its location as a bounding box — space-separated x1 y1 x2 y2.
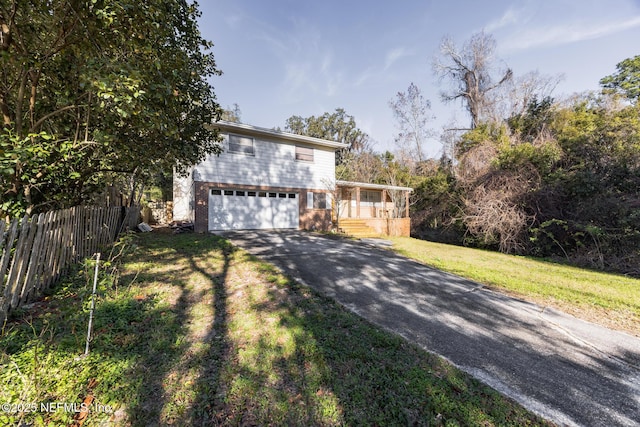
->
228 134 255 155
306 192 327 209
295 146 314 162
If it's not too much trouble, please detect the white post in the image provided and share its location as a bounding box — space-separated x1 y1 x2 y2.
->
84 253 100 356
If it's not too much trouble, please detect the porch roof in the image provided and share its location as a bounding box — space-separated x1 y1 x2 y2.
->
336 180 413 192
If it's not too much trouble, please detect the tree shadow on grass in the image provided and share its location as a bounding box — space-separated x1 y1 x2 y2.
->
0 232 235 425
102 232 234 425
234 230 640 426
215 231 558 426
0 230 558 426
243 270 534 426
0 231 235 425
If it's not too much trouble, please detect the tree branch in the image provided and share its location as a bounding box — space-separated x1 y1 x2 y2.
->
15 69 27 136
0 91 12 127
30 103 83 133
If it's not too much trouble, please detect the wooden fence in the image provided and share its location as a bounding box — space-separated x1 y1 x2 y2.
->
0 205 140 325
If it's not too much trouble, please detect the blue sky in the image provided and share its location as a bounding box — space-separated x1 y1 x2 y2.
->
198 0 640 157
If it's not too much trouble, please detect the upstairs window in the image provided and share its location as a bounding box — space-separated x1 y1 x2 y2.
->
295 146 314 162
228 134 255 155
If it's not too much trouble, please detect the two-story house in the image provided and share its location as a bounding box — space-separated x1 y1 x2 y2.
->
173 121 412 236
173 121 347 233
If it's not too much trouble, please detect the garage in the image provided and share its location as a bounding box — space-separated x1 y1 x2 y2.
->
208 189 299 230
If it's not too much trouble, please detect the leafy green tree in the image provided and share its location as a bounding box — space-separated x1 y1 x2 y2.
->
221 103 242 123
507 96 555 143
600 55 640 103
284 108 368 164
0 0 222 217
336 148 384 183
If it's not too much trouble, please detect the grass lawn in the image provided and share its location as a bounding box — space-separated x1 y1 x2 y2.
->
390 236 640 336
0 231 553 426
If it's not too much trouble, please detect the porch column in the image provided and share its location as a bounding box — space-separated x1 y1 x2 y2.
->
381 189 387 218
355 187 361 218
405 191 410 218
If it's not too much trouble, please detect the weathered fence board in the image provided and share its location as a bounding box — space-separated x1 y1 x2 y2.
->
0 221 6 253
0 205 141 325
6 216 30 309
22 214 46 304
33 211 54 296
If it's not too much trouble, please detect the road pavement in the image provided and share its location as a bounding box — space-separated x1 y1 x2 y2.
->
222 230 640 427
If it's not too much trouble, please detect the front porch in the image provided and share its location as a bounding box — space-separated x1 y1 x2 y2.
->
334 180 412 237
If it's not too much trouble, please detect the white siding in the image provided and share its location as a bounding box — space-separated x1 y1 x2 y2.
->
194 134 335 189
172 169 194 221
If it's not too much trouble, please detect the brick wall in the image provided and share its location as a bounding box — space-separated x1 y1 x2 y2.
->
194 182 209 233
298 190 332 231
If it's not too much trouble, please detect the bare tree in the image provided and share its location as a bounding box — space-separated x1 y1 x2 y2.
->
380 155 413 218
440 121 461 163
461 166 539 254
433 31 512 129
383 172 407 218
494 70 563 120
389 83 435 164
322 176 344 231
455 141 540 254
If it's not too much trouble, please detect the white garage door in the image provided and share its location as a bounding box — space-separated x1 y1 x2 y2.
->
209 189 299 231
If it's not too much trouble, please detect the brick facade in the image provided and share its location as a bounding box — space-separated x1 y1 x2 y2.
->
194 181 209 233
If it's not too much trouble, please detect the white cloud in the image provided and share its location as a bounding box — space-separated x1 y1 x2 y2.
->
224 14 242 29
501 15 640 52
383 47 414 71
485 5 529 32
241 18 343 102
280 47 343 102
354 67 376 87
354 46 414 87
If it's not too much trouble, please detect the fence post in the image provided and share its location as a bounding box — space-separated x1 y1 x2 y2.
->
85 253 100 355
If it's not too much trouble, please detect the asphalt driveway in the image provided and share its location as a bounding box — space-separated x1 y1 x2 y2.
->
223 230 640 427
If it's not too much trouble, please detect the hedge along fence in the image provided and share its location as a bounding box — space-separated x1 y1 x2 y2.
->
0 205 140 325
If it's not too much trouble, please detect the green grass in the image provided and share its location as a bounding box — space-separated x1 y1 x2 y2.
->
390 236 640 335
0 231 553 426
